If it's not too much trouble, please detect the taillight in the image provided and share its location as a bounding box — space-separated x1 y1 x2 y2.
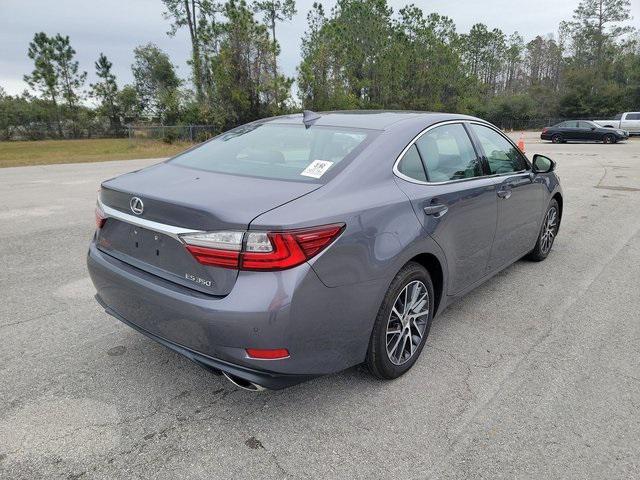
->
183 231 243 268
180 224 345 271
542 127 548 134
95 204 106 229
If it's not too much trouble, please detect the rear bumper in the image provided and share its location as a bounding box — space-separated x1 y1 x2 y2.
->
95 294 312 389
87 241 386 388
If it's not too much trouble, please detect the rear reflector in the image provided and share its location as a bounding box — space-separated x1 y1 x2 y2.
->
95 204 106 229
246 348 290 359
180 224 345 271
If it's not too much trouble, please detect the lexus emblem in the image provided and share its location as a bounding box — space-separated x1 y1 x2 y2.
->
130 197 144 215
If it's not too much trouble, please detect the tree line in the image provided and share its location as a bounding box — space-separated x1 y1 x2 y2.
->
0 0 637 141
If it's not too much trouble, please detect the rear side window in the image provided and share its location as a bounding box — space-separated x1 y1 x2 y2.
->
397 144 427 181
170 124 373 182
415 124 481 182
627 113 640 120
469 124 527 175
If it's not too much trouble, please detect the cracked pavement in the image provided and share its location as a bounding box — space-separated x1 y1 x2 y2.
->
1 133 639 479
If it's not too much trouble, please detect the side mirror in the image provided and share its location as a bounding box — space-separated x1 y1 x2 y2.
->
532 154 556 174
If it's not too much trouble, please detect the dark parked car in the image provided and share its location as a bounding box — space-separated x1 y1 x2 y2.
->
541 120 629 144
88 111 563 390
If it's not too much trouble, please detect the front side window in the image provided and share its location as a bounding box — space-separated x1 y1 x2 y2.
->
578 121 594 129
170 123 373 182
626 113 640 120
415 124 481 182
469 124 527 175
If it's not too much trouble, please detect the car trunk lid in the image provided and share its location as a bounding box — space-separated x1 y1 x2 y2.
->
96 162 321 295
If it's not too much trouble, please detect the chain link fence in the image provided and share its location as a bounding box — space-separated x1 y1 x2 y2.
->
0 119 124 141
127 125 219 144
489 117 566 131
2 118 594 142
0 123 220 142
126 118 568 143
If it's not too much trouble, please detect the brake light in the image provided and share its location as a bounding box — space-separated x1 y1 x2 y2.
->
542 127 548 134
241 232 307 270
246 348 290 359
95 204 106 229
185 245 240 268
180 224 345 271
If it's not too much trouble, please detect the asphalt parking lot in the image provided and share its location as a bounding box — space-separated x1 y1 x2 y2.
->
1 132 639 479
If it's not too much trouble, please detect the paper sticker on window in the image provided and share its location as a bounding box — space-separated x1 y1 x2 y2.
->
300 160 334 178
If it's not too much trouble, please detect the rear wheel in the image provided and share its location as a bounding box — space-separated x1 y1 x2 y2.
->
366 262 434 380
551 133 563 144
603 134 616 144
527 199 559 261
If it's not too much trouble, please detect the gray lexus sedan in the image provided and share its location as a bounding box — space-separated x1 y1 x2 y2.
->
88 111 562 390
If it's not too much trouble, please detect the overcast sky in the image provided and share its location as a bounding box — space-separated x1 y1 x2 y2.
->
1 0 638 98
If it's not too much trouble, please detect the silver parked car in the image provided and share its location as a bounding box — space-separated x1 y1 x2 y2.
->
88 111 563 390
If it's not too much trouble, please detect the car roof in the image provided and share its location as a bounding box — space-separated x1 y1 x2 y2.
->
265 110 482 131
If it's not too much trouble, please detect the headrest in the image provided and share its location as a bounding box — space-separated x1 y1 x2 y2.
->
420 135 440 170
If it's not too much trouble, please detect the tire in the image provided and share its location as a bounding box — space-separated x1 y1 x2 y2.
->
366 262 434 380
551 134 563 144
603 134 616 144
527 199 560 262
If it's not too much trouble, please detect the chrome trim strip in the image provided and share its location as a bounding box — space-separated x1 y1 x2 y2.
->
98 199 204 241
392 119 530 186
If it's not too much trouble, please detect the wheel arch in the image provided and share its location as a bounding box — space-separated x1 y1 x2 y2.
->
552 192 563 232
408 253 444 316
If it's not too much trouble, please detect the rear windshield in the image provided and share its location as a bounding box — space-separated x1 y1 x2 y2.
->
170 123 375 182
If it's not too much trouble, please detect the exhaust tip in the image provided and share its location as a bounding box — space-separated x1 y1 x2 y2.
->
222 371 266 392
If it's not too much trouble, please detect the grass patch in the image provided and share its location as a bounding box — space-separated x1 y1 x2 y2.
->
0 138 193 168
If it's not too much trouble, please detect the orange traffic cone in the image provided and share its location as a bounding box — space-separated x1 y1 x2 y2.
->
517 133 525 153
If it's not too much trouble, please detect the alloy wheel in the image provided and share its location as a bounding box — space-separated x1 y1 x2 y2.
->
386 280 429 365
540 206 558 254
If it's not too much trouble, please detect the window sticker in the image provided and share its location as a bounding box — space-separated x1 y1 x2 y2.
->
300 160 334 178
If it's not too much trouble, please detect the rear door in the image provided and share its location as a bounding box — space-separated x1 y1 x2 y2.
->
577 121 598 141
571 121 590 141
467 123 545 271
562 121 580 140
394 122 498 294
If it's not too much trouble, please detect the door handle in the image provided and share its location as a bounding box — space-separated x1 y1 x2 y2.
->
423 204 448 217
496 188 512 199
